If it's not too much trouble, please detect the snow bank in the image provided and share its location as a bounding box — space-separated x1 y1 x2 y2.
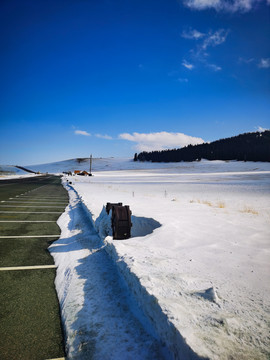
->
65 161 270 359
72 190 203 359
50 185 171 359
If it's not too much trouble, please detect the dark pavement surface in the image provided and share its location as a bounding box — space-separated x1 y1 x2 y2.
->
0 175 68 360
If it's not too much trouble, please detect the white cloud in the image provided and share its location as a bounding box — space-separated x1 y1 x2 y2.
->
258 58 270 68
208 63 222 71
119 131 204 152
201 29 229 50
74 130 91 136
183 0 268 12
95 134 113 140
255 126 268 132
238 57 254 64
184 0 220 10
182 28 205 40
177 78 189 82
182 60 195 70
182 28 228 72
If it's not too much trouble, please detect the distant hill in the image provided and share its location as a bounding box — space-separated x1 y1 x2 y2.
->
24 157 170 173
0 165 27 176
134 131 270 163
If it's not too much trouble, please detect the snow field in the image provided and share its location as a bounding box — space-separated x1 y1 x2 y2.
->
0 173 41 180
50 185 170 359
66 162 270 360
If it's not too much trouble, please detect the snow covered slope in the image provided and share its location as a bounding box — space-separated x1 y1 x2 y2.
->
6 157 268 358
59 160 270 359
0 165 39 180
24 157 270 174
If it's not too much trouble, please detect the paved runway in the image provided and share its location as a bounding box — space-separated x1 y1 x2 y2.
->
0 175 68 360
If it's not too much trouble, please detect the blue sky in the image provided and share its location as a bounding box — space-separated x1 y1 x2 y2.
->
0 0 269 165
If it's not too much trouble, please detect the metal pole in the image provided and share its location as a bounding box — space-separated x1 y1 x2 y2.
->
90 154 92 175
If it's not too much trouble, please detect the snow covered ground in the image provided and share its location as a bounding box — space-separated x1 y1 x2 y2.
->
56 159 270 359
0 173 40 180
50 186 170 359
2 158 269 358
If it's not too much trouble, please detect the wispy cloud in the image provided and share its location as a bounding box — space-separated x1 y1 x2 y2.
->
183 0 269 13
182 28 229 71
119 131 204 152
177 78 189 82
95 134 113 140
258 58 270 68
238 57 254 64
74 130 91 136
183 0 222 11
255 126 268 132
201 29 229 50
207 63 222 71
182 28 205 40
182 60 195 70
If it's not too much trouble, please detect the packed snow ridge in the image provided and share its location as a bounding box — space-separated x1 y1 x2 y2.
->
48 159 269 359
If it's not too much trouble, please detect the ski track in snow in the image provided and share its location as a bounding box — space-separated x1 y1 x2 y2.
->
50 187 171 360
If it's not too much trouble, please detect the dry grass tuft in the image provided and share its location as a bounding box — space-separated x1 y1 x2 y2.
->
202 200 212 207
190 199 226 208
240 206 259 215
217 201 225 208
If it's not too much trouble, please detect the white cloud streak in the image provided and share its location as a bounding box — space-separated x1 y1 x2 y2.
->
75 130 91 136
182 28 228 72
258 58 270 68
95 134 113 140
255 126 269 132
183 0 269 12
182 28 205 40
119 132 204 152
184 0 220 10
207 63 222 71
182 60 195 70
238 57 254 64
201 29 229 50
177 78 189 82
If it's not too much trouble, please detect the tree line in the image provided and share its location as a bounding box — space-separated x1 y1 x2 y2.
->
134 131 270 163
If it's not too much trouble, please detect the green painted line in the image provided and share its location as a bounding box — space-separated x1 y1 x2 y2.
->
0 205 65 208
0 235 60 238
12 195 68 200
18 198 68 200
0 211 63 214
3 201 67 204
7 199 67 202
0 221 55 223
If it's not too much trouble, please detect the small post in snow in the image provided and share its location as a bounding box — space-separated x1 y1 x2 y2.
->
90 154 92 176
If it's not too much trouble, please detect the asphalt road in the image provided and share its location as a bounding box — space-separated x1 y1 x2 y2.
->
0 175 68 360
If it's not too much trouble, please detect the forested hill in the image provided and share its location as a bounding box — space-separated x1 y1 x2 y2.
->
134 131 270 163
